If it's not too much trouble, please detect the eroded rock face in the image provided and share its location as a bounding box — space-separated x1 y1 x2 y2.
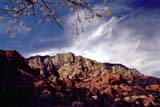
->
1 50 160 107
27 52 143 80
28 52 107 79
26 52 160 106
145 84 160 91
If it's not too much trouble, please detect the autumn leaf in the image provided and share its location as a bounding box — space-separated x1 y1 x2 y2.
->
0 16 4 21
67 1 73 7
77 0 81 4
106 10 112 16
6 27 11 33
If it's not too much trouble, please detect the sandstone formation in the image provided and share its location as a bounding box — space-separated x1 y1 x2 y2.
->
27 52 143 80
0 50 160 107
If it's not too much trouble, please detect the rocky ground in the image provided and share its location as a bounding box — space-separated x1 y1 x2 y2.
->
0 50 160 107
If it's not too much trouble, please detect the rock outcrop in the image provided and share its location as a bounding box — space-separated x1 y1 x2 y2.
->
1 50 160 107
27 52 160 107
27 52 143 80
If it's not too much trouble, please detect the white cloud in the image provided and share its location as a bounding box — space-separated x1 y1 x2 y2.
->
27 9 160 77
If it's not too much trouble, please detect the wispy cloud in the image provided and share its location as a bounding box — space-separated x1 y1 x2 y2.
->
26 6 160 77
0 1 155 77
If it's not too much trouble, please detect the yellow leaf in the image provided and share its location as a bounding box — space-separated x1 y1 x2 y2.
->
12 14 18 17
13 7 18 11
106 10 112 16
6 28 11 33
11 32 16 39
27 27 32 32
50 10 56 16
4 5 9 11
16 0 22 3
67 1 73 7
77 0 81 4
56 18 61 23
0 16 4 21
70 7 74 11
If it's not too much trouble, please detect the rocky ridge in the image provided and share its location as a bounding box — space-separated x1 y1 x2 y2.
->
27 52 142 80
0 50 160 107
27 52 160 106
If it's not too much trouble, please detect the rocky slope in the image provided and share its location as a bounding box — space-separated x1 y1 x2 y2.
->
0 50 38 107
27 52 142 80
0 50 160 107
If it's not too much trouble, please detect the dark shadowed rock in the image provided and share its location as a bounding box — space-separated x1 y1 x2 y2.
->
0 50 38 107
1 50 160 107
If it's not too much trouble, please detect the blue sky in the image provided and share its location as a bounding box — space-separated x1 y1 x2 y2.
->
0 0 160 77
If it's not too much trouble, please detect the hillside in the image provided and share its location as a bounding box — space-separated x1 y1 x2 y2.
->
0 50 160 107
